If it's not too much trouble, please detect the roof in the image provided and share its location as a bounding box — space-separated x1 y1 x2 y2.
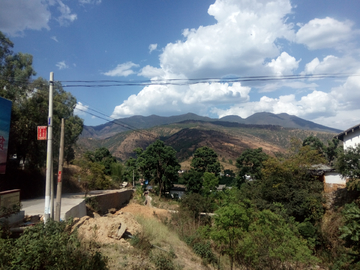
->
335 123 360 141
310 164 334 176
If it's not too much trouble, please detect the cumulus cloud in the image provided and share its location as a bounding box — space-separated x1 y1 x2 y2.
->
213 90 338 120
138 65 165 78
0 0 51 36
330 70 360 110
111 82 250 118
56 61 69 70
74 102 89 116
159 0 294 78
296 17 355 50
109 0 360 130
0 0 79 35
103 62 139 77
149 44 157 53
302 55 359 75
266 52 300 76
57 0 77 26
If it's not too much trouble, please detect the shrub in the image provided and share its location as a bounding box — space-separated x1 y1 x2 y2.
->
0 220 108 270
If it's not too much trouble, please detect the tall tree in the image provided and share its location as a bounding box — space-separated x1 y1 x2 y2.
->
235 148 269 187
137 140 180 198
0 32 83 169
191 146 221 175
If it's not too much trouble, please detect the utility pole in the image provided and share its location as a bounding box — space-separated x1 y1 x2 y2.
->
44 72 54 223
133 169 134 187
55 118 65 222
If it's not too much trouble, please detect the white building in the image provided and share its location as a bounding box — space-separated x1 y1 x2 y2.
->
335 123 360 150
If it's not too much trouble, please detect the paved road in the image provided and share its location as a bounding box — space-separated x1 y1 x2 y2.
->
21 190 121 221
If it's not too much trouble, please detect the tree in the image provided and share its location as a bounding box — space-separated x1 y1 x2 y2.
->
137 140 180 198
123 157 140 184
302 135 325 156
247 145 326 223
336 145 360 191
84 147 117 175
235 148 269 187
0 32 83 169
237 210 318 269
339 202 360 266
191 146 221 175
208 202 253 270
182 169 203 194
202 172 219 196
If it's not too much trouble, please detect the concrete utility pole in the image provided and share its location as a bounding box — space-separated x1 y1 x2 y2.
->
44 72 54 223
55 118 65 222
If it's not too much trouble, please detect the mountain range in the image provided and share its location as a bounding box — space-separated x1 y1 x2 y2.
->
77 112 341 167
81 112 341 140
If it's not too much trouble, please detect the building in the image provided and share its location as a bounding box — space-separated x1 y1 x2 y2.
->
335 123 360 150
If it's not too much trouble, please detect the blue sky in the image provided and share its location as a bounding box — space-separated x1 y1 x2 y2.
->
1 0 360 130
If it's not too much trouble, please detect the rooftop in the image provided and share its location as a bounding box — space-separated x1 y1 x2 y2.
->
334 123 360 141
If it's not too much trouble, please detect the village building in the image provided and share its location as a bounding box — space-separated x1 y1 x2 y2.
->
334 123 360 150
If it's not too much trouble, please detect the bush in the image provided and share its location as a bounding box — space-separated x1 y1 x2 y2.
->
150 250 175 270
0 220 108 269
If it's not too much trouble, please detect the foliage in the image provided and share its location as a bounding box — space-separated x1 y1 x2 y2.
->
202 172 219 196
123 157 140 184
84 147 117 176
303 135 341 165
74 157 111 193
339 202 360 264
191 146 221 175
150 250 175 270
235 148 269 187
137 140 180 198
247 146 326 223
0 32 83 169
207 202 253 270
184 234 217 265
0 220 108 269
110 162 123 183
237 209 319 269
182 169 203 194
336 145 360 191
180 193 214 221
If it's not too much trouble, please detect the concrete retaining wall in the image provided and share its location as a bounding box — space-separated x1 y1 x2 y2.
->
64 200 87 220
63 189 134 220
92 190 134 214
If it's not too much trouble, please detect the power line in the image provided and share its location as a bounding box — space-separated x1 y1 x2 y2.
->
1 72 359 88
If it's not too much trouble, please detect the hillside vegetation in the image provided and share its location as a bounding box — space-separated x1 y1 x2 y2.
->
77 120 337 164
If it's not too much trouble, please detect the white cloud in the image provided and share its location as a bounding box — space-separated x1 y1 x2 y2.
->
138 65 165 78
51 36 58 42
57 0 77 26
149 44 157 54
159 0 294 78
74 102 89 116
0 0 80 35
330 71 360 110
213 90 338 120
266 52 300 76
79 0 102 4
296 17 355 50
0 0 51 36
103 62 139 77
111 82 250 118
303 55 359 75
56 61 69 70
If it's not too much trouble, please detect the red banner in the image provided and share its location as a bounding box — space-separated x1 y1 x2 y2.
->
37 126 47 140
